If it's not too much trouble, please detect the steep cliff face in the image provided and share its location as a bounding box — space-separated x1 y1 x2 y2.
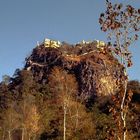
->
25 41 123 101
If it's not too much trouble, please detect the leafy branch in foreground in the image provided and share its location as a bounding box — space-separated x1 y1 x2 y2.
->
99 0 140 139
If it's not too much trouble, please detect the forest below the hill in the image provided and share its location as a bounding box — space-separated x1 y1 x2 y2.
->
0 41 140 140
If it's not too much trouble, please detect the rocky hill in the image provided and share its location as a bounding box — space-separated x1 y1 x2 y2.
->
1 39 139 140
24 39 124 101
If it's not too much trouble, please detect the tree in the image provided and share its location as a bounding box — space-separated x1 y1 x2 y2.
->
0 86 20 140
99 0 140 139
1 102 20 140
24 104 40 139
48 67 96 140
2 75 11 85
48 67 78 140
17 70 40 140
127 80 140 102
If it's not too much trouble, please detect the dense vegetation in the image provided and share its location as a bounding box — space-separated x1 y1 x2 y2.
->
0 65 140 139
0 41 140 140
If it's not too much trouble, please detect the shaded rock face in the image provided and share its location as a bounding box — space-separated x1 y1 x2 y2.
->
25 43 123 101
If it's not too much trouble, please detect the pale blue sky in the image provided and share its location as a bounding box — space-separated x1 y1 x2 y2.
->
0 0 140 81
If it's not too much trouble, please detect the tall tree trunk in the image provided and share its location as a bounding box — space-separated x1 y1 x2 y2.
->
28 133 30 140
117 32 127 140
8 131 11 140
121 77 127 140
22 128 24 140
64 103 66 140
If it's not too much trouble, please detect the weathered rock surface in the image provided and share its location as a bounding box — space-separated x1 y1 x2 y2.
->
24 41 124 101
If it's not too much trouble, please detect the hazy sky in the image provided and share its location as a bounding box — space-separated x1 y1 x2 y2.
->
0 0 140 81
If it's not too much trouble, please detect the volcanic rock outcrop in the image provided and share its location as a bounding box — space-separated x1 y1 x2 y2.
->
25 40 123 101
